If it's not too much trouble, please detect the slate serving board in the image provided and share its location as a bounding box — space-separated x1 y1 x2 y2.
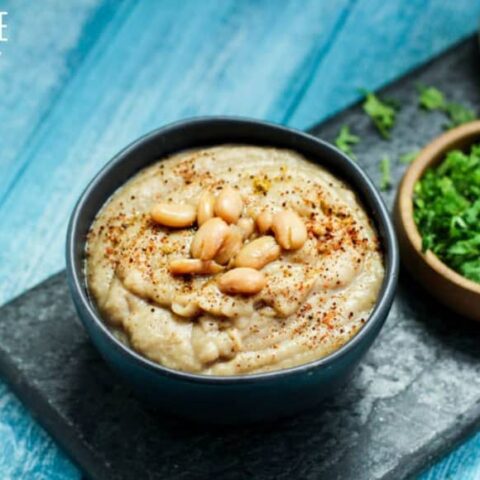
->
2 37 480 480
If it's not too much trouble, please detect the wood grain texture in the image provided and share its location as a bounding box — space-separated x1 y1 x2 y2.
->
1 0 480 478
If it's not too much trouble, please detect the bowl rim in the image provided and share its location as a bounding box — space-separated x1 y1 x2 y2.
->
397 120 480 296
66 116 399 385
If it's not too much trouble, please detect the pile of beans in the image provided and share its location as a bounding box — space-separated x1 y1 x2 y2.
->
150 186 307 295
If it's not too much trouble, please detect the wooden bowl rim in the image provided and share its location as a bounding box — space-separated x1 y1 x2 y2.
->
397 120 480 296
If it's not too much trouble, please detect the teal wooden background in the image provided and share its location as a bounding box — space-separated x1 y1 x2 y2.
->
1 0 480 478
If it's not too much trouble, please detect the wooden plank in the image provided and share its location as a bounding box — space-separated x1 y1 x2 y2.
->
288 0 480 127
0 383 79 479
0 0 106 203
421 430 480 479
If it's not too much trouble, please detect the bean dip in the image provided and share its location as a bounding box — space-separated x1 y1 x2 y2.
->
86 146 384 375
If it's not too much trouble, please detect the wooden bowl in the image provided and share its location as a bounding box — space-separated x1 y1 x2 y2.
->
395 121 480 322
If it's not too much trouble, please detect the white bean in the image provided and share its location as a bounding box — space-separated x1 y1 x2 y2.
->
256 209 273 234
215 226 244 265
190 217 229 260
272 209 307 250
234 236 280 269
237 217 255 239
214 186 243 223
151 203 196 228
217 268 266 295
197 191 215 225
169 258 223 275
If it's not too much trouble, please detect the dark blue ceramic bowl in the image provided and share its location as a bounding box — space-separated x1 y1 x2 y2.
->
66 117 398 424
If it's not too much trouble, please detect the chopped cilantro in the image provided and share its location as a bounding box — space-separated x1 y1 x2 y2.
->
399 151 419 164
380 155 392 191
362 91 398 139
418 85 446 111
413 144 480 283
417 84 476 128
444 102 476 128
335 125 360 159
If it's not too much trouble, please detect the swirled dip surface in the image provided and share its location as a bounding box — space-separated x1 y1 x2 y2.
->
86 146 384 375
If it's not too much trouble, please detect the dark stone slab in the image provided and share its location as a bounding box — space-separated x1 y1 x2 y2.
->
2 37 480 480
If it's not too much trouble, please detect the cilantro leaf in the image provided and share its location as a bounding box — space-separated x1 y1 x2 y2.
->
417 84 477 128
380 155 392 191
399 151 419 164
460 259 480 282
413 144 480 283
418 85 446 111
444 102 476 128
335 125 360 159
361 91 398 139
